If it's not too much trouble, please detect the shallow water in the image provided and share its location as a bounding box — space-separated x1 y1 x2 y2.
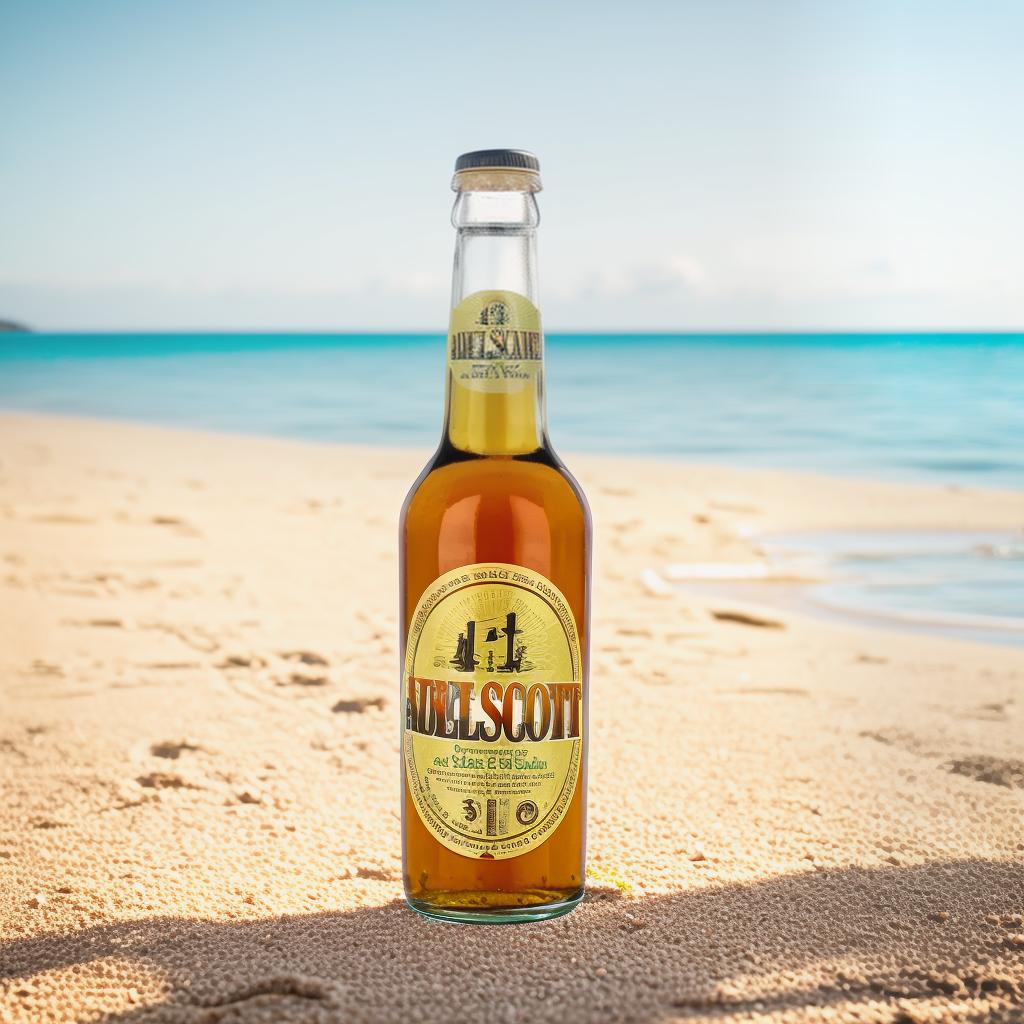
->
676 530 1024 648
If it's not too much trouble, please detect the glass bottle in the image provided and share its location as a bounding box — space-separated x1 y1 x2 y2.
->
400 149 590 923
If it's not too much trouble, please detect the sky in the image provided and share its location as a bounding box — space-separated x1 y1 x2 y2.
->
1 0 1022 331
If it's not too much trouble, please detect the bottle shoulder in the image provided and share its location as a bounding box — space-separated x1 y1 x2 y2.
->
401 445 590 526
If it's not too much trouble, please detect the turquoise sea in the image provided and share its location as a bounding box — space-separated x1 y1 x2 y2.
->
1 331 1023 487
2 331 1022 645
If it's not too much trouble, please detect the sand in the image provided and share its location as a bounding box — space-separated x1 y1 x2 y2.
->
1 412 1022 1024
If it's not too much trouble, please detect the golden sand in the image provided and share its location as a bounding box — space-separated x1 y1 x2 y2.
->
1 414 1022 1023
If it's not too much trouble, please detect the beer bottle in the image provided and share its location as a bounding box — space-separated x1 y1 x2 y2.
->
400 149 590 922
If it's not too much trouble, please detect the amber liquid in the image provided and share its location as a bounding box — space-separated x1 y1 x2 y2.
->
400 437 590 920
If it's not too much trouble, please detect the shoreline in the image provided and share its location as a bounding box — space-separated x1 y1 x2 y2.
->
2 412 1023 1023
5 406 1024 500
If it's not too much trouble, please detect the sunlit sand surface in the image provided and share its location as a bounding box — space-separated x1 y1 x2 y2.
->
2 414 1022 1023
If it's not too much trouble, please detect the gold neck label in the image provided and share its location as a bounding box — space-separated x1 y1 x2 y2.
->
448 290 542 394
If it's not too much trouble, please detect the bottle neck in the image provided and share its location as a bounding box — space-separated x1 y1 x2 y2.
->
444 180 547 456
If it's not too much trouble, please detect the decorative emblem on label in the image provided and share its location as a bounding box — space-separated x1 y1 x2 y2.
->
403 563 582 860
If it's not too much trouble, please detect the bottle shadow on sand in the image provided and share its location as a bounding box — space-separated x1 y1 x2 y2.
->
2 858 1022 1022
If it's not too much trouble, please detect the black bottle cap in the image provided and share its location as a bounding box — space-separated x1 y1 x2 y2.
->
454 149 540 173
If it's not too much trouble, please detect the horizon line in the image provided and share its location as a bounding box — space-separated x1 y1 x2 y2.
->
4 327 1024 337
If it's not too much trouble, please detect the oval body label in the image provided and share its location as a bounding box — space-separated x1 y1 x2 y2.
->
403 562 582 860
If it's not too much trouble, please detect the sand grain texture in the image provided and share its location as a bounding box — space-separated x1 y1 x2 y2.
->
1 414 1023 1023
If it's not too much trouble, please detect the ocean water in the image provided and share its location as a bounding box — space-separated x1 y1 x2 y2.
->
1 331 1023 488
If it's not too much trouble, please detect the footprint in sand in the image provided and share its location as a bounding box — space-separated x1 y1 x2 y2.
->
216 653 265 669
711 610 784 629
351 865 399 881
151 515 203 538
29 660 64 677
276 673 329 688
860 728 919 753
332 697 386 714
0 739 27 760
200 976 343 1013
279 650 329 667
149 740 203 760
961 700 1013 722
863 731 1024 790
135 771 204 791
945 756 1024 790
31 817 70 830
856 653 888 665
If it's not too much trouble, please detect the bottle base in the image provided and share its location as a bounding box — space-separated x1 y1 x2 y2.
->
406 888 584 925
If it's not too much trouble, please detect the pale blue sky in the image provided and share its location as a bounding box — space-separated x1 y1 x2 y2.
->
1 0 1022 330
